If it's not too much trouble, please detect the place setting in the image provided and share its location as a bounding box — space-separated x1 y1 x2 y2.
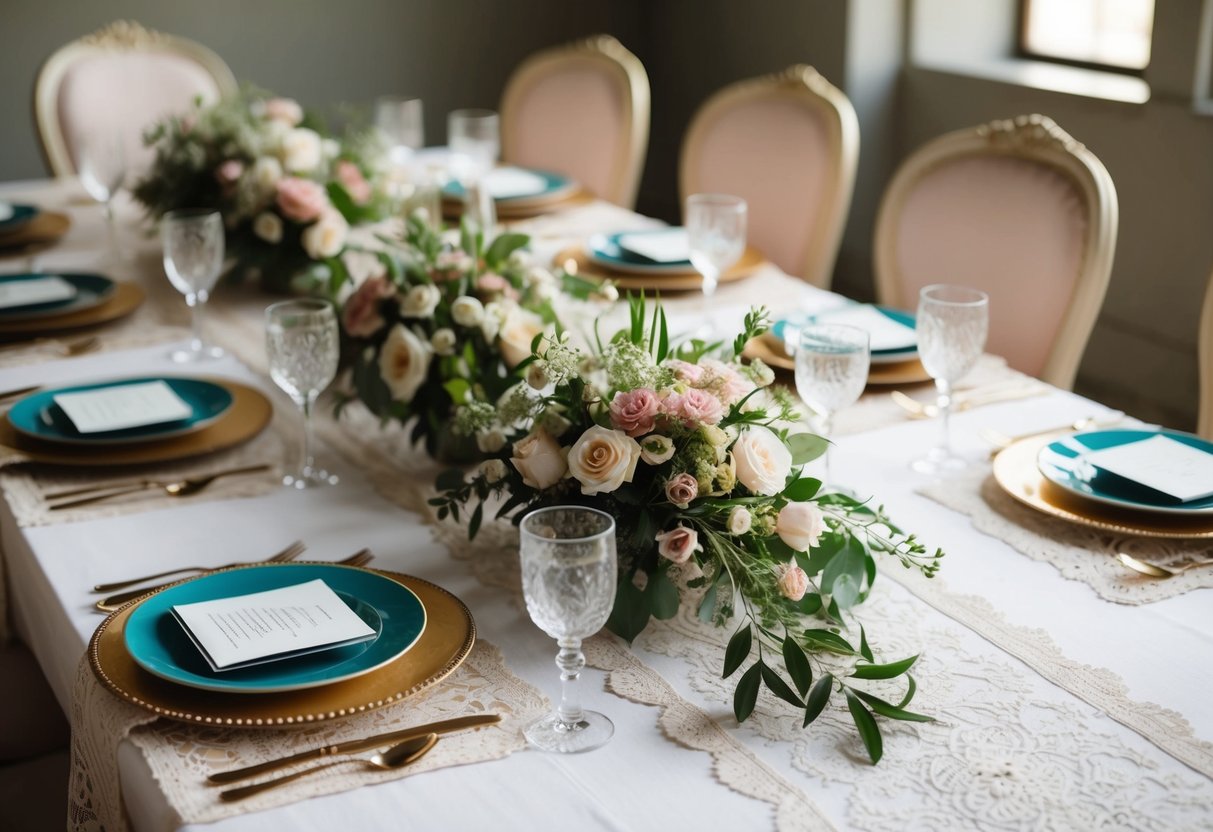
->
0 270 144 341
0 198 72 257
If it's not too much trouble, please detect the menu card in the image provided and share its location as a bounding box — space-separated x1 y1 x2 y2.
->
1085 434 1213 503
0 276 77 310
485 167 549 199
0 203 13 221
53 381 194 434
171 579 377 672
817 304 917 352
618 229 691 263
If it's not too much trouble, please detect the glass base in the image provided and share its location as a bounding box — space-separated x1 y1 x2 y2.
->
169 344 225 363
525 710 614 754
910 446 970 475
283 466 339 489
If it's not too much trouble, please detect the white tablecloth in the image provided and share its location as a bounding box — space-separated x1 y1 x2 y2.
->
2 178 1211 830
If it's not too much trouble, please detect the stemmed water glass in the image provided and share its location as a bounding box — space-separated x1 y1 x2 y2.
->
686 194 746 336
911 284 990 474
520 506 618 753
375 97 425 167
447 109 499 237
265 300 340 489
162 209 225 362
78 133 127 263
793 323 871 487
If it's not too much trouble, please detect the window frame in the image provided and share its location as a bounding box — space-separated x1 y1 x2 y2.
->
1017 0 1152 77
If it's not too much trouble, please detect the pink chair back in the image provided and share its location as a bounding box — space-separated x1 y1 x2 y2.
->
501 36 649 209
875 115 1118 389
680 66 858 288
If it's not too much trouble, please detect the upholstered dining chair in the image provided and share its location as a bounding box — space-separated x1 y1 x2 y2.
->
679 65 859 289
34 20 237 177
874 114 1118 390
1197 267 1213 440
500 35 649 209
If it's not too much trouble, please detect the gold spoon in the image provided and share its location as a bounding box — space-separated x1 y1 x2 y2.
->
1117 552 1213 578
48 464 272 510
219 733 438 802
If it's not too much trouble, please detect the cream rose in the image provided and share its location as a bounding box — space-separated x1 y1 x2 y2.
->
253 212 283 244
526 362 549 390
481 458 508 484
639 435 675 465
282 127 323 172
510 428 568 490
264 97 304 126
301 210 348 259
378 324 431 403
451 296 485 327
775 501 826 552
498 307 545 366
251 156 283 197
401 284 441 319
732 427 792 496
727 506 752 535
567 425 641 495
477 429 507 454
430 327 457 356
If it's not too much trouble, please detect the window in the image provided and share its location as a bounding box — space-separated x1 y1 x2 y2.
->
1021 0 1155 72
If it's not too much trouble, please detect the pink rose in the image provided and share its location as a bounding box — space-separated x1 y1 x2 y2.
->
215 159 244 185
664 358 705 384
341 275 396 338
431 250 473 282
335 160 372 205
610 388 660 437
777 560 809 602
676 387 724 427
276 177 328 223
264 97 304 126
655 525 701 564
664 472 699 509
475 273 518 300
699 358 755 405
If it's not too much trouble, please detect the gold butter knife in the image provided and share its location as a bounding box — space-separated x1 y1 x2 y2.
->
206 714 501 784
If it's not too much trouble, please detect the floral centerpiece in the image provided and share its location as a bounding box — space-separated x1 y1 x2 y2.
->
433 297 943 762
134 88 389 291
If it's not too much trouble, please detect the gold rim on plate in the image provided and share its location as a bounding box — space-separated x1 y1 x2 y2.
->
443 187 594 220
741 336 932 387
0 211 71 254
0 281 144 338
0 377 272 466
89 563 476 727
991 434 1213 539
555 245 765 292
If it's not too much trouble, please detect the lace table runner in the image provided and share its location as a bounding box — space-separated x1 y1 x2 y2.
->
69 640 548 832
918 467 1213 604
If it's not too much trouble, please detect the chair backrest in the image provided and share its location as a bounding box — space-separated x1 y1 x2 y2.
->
874 114 1118 390
500 35 649 209
1198 267 1213 439
679 65 858 288
35 20 237 177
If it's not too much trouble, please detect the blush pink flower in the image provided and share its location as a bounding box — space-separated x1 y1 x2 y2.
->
275 177 328 223
655 525 701 564
431 250 474 282
475 273 517 300
215 159 244 185
341 274 396 337
610 388 661 437
264 97 304 126
664 472 699 508
699 358 755 405
335 160 372 205
664 358 705 384
675 387 724 427
777 560 810 602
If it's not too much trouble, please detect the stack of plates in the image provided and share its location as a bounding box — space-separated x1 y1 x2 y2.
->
993 428 1213 538
0 376 273 466
442 166 587 219
0 201 71 255
0 272 144 340
90 561 476 725
561 228 765 292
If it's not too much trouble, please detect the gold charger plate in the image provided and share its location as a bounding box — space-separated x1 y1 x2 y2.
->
0 281 143 340
0 211 71 256
991 434 1213 539
555 245 765 292
742 336 932 387
0 377 271 466
443 187 595 220
89 564 476 726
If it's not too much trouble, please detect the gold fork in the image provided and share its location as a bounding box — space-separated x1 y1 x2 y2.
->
47 464 272 510
93 540 306 593
1117 552 1213 578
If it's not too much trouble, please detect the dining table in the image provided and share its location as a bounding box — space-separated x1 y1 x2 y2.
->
1 175 1211 832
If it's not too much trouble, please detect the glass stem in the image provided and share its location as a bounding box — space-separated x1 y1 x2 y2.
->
104 201 118 263
299 394 316 479
936 379 953 455
555 637 586 729
186 292 203 352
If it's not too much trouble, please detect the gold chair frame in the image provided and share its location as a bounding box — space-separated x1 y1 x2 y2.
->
500 34 650 209
34 20 237 177
874 114 1118 390
679 65 859 289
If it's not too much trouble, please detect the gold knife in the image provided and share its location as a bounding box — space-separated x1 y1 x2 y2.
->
206 714 501 784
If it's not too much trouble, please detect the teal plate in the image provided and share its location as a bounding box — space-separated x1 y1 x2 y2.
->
124 564 427 693
8 376 234 446
444 168 572 203
771 305 918 364
0 272 115 321
587 230 693 274
1037 428 1213 516
0 203 37 232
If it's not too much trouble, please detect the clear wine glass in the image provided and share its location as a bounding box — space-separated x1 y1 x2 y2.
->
911 284 990 474
375 97 425 168
78 133 127 263
686 194 746 337
793 323 870 487
520 506 617 753
447 109 499 238
162 209 225 362
265 299 340 489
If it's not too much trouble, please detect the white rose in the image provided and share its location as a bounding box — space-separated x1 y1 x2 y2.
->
282 127 323 173
567 425 641 495
538 407 572 438
481 458 508 484
451 296 485 327
430 327 457 355
402 284 441 319
498 306 545 366
251 156 283 197
728 506 753 536
378 324 432 403
252 212 283 244
639 434 675 465
732 427 792 496
301 210 348 259
477 429 507 453
775 502 826 551
510 428 568 490
526 362 549 390
481 300 507 341
321 138 340 160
